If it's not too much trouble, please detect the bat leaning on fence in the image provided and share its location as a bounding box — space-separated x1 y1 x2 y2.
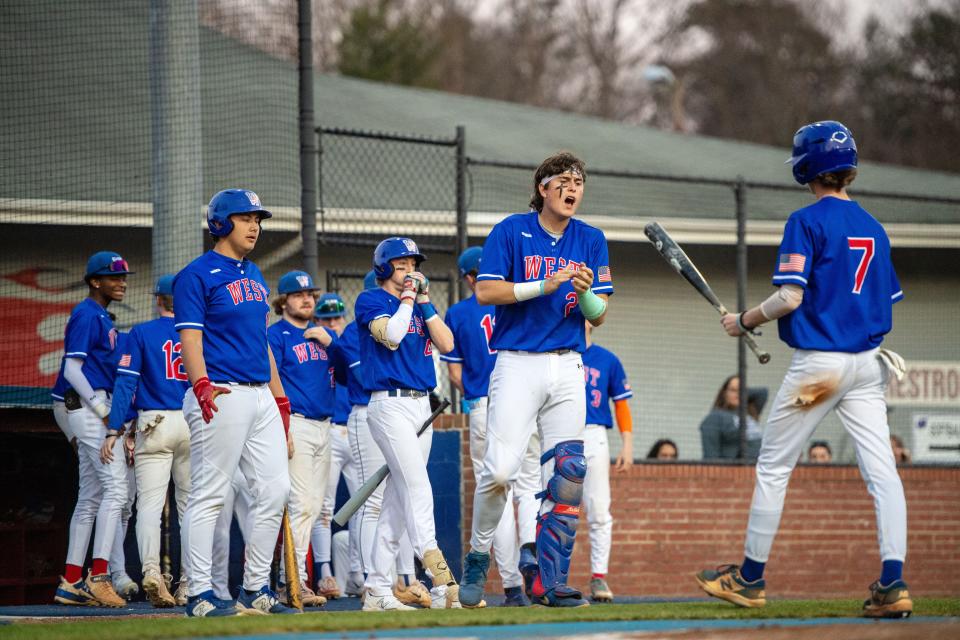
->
643 221 771 365
333 398 451 526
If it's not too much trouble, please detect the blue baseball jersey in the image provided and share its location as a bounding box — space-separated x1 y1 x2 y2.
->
582 344 632 428
332 384 350 424
108 317 190 426
355 288 437 392
477 212 614 352
333 321 370 407
439 295 497 400
174 251 272 384
772 198 903 352
54 297 120 395
268 319 338 420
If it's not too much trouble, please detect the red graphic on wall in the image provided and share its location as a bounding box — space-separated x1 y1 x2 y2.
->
0 268 80 389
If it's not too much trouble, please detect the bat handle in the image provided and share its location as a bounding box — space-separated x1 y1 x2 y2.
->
717 305 770 365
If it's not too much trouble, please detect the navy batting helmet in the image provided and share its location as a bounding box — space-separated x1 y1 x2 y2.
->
457 246 483 278
363 270 378 290
373 237 425 280
206 189 272 237
786 121 857 185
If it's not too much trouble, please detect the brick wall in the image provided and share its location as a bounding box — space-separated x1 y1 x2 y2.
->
440 419 960 598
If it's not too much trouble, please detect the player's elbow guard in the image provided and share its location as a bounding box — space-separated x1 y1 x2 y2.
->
369 317 400 351
760 284 804 321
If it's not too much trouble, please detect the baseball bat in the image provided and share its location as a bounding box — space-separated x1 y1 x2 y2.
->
333 397 451 526
644 222 771 365
281 508 303 610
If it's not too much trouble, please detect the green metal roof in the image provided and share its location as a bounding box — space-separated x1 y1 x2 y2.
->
1 0 957 226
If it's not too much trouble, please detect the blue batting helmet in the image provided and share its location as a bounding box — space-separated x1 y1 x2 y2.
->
278 270 319 295
363 270 378 290
154 274 175 296
314 293 346 319
457 246 483 277
85 251 134 281
206 189 272 237
786 121 858 185
372 237 425 280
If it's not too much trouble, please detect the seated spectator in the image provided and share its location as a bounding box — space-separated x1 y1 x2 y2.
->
808 440 832 463
699 375 768 461
890 435 911 465
647 439 678 460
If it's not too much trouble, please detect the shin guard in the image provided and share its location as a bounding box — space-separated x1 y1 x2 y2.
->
532 440 587 603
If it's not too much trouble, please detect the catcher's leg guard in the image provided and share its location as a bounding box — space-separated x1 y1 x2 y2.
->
531 440 588 607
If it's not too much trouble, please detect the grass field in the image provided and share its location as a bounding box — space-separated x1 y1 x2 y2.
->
2 598 958 640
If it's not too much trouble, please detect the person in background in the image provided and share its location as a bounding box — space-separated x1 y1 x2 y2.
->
890 435 911 465
807 441 833 463
647 439 678 460
699 375 767 461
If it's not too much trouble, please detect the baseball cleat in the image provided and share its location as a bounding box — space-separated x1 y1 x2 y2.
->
394 578 432 608
518 544 538 601
112 573 139 600
317 575 341 600
362 593 416 611
503 586 528 607
532 584 589 608
142 570 176 608
589 577 614 603
695 564 766 608
85 572 126 607
236 585 302 615
460 550 490 608
344 572 365 597
863 579 913 618
173 579 188 606
186 590 238 617
278 582 326 607
54 576 97 606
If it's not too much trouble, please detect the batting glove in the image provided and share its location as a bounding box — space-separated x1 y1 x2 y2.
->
193 376 231 424
409 272 430 303
401 276 418 303
275 395 291 435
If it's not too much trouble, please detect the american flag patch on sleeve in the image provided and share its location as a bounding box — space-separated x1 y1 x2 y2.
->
118 354 132 367
778 254 806 273
597 266 612 282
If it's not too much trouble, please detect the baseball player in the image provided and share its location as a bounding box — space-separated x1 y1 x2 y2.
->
355 237 460 611
268 269 335 608
460 151 614 609
695 121 912 619
174 188 297 617
310 292 356 600
580 321 633 602
52 251 134 608
441 247 526 607
105 274 191 607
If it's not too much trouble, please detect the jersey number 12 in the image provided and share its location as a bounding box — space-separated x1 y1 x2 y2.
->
848 237 875 295
162 340 188 381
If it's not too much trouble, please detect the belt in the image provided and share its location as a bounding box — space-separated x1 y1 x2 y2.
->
214 381 263 387
509 349 573 356
292 413 331 422
381 389 429 399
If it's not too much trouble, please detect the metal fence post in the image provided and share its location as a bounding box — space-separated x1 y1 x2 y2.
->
298 0 318 281
735 177 749 459
455 125 467 301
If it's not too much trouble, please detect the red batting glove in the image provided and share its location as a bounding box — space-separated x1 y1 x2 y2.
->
400 276 418 303
275 395 291 435
193 376 231 423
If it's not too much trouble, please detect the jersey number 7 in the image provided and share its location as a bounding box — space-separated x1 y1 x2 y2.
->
848 237 875 295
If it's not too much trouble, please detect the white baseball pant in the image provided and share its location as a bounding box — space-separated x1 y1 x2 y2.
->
365 393 438 597
68 391 129 565
280 415 331 585
331 529 351 593
513 432 542 547
582 424 613 575
468 397 522 589
133 409 190 577
312 423 360 573
211 470 252 599
182 384 290 595
347 404 416 579
471 350 586 552
112 461 136 579
745 348 907 563
55 401 96 568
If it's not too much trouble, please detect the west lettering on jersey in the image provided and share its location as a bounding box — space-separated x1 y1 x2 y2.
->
522 255 582 281
268 319 339 419
226 278 268 305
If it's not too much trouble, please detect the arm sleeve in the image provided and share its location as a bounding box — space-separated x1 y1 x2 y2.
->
108 374 138 431
63 357 98 405
385 304 414 344
438 309 463 362
613 399 632 433
173 271 207 331
772 215 814 288
590 231 614 295
699 411 722 460
476 222 511 282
